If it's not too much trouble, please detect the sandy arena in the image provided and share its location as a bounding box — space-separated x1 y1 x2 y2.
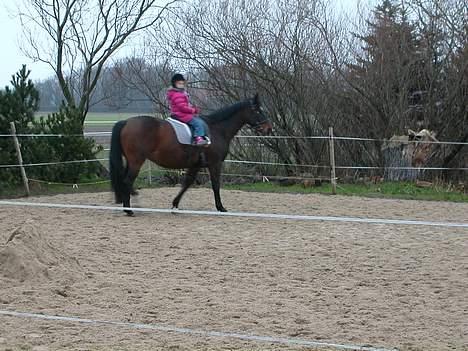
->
0 187 467 350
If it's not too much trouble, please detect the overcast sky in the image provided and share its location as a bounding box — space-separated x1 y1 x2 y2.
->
0 0 372 87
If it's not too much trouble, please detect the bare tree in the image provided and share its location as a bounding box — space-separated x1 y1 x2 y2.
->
131 0 465 181
143 0 344 177
315 0 467 178
18 0 178 126
104 56 173 114
407 0 468 169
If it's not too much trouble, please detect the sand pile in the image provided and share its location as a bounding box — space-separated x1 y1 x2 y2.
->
0 222 83 283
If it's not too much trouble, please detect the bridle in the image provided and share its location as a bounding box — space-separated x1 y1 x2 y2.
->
249 105 270 132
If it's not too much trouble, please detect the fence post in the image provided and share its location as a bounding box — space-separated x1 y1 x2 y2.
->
148 162 152 185
329 126 337 195
10 122 30 196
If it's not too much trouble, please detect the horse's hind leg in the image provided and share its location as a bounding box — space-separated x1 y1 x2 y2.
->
172 167 200 209
123 159 144 216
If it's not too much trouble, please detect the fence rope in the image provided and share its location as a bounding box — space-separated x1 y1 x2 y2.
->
147 168 330 182
1 158 466 172
20 167 328 187
0 132 467 145
0 132 110 137
0 158 107 168
227 161 466 171
225 159 326 168
335 166 468 171
28 178 111 186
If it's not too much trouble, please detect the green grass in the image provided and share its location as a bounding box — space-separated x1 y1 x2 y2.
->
224 181 468 202
3 177 466 203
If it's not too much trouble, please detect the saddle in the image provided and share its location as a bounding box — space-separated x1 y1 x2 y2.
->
167 117 210 145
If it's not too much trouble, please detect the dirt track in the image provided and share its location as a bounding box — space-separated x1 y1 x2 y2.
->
0 188 467 350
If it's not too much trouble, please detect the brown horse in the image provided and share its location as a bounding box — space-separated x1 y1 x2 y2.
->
109 94 272 215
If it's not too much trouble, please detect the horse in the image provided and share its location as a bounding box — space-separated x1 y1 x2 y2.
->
109 94 273 215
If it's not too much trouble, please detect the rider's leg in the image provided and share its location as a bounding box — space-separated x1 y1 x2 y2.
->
187 117 204 138
187 117 209 145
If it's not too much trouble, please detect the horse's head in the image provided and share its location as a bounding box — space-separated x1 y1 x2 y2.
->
245 94 273 135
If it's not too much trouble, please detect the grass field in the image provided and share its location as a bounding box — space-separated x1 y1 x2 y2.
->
84 112 149 124
225 181 468 202
37 112 153 124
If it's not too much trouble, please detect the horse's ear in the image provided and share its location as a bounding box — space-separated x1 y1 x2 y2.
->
253 93 260 107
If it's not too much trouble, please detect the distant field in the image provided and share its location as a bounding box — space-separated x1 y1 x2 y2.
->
85 112 151 124
36 112 153 125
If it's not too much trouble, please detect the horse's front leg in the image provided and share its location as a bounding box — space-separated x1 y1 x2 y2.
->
172 167 200 209
208 162 227 212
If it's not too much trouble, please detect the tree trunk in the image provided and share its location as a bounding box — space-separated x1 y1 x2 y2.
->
382 138 418 181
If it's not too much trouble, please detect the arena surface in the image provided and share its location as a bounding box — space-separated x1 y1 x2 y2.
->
0 188 467 350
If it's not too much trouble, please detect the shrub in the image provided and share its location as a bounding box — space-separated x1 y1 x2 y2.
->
0 66 102 190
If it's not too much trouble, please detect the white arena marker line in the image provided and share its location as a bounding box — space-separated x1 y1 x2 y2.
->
1 200 468 229
0 310 398 351
0 200 467 228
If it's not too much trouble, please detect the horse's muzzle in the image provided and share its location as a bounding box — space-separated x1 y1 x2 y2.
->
256 121 273 135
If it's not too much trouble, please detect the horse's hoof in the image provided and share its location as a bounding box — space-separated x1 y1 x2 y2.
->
217 207 228 212
124 210 135 216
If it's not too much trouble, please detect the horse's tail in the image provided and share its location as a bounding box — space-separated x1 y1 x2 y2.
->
109 120 127 204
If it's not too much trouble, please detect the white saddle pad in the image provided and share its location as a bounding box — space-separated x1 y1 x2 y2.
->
167 118 193 145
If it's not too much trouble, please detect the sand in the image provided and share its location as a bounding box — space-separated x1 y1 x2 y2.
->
0 187 467 350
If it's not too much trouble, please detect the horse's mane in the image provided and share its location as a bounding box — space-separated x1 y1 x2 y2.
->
202 99 251 124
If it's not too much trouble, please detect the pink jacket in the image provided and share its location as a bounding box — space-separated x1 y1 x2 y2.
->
167 88 198 123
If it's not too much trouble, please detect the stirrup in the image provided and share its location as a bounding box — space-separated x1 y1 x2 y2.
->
193 137 209 146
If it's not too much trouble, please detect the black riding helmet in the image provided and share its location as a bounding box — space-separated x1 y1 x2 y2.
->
171 73 186 87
